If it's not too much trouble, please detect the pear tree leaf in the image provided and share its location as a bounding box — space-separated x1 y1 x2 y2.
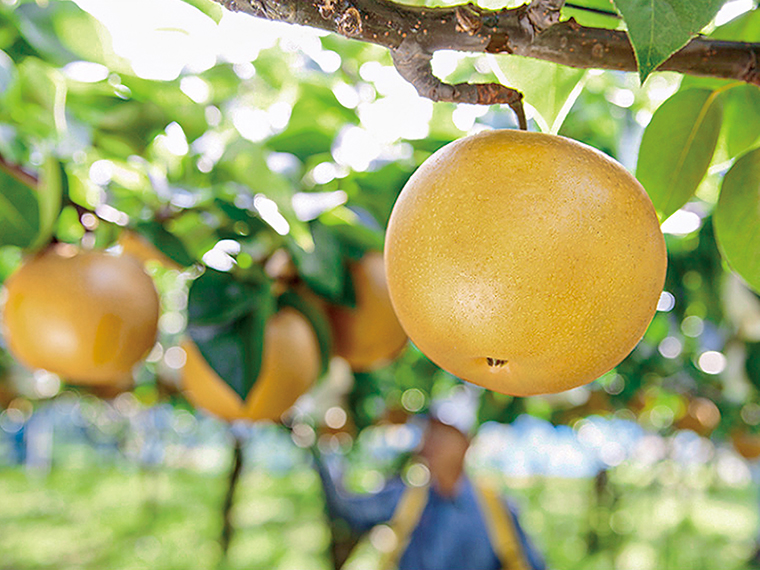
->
180 0 224 23
495 56 587 134
32 158 65 250
720 85 760 159
613 0 725 82
710 6 760 41
288 223 347 303
188 320 249 402
746 342 760 390
714 148 760 294
134 220 195 267
636 88 723 220
239 290 275 401
187 267 258 326
0 168 40 248
267 84 358 161
16 57 59 116
319 206 385 258
0 50 16 97
187 270 275 400
561 0 622 30
14 3 81 66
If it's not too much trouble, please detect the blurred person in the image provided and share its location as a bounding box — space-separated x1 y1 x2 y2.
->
313 395 546 570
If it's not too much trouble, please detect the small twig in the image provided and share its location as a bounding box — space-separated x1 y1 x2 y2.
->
0 155 38 188
391 37 527 130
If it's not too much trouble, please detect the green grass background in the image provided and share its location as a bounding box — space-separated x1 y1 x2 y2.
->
0 460 758 570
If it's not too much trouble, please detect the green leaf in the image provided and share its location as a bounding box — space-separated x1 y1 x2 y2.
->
710 6 760 41
12 1 128 72
347 163 416 228
16 57 60 116
278 289 332 375
267 83 358 161
188 292 274 401
14 2 81 66
213 197 268 237
0 168 40 248
239 293 275 400
134 220 195 267
187 268 258 326
50 3 128 72
319 206 385 255
55 204 84 243
187 270 276 400
180 0 224 23
216 140 292 205
495 56 587 134
288 223 347 303
746 342 760 389
92 100 168 157
0 49 16 97
613 0 725 82
561 0 623 30
32 158 65 250
121 77 209 142
714 148 760 294
721 85 760 159
636 88 723 220
267 129 333 163
187 320 250 401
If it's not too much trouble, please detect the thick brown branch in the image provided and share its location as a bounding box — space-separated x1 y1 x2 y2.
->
524 0 566 37
518 21 760 85
215 0 760 87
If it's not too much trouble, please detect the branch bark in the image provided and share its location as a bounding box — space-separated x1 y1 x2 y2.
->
0 155 38 188
391 36 527 129
220 433 244 558
215 0 760 106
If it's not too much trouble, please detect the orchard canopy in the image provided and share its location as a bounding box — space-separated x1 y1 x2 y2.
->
0 0 759 437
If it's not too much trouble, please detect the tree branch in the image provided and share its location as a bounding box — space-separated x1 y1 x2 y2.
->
0 155 38 188
391 36 527 129
524 0 566 38
220 433 244 558
517 20 760 85
215 0 760 100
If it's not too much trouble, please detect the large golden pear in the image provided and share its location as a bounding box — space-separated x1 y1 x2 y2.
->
384 129 666 396
181 307 320 422
2 247 160 385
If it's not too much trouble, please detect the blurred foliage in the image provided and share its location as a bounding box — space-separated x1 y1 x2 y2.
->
0 0 756 498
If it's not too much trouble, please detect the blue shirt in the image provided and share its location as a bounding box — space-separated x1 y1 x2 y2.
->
315 456 546 570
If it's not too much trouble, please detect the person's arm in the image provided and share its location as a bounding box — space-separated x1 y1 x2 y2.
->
504 499 547 570
312 449 406 533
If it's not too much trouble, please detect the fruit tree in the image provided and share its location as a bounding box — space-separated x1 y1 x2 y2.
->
0 1 759 565
0 0 757 438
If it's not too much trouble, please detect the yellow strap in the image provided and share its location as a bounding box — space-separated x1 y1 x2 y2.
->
378 483 430 570
474 481 530 570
